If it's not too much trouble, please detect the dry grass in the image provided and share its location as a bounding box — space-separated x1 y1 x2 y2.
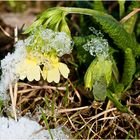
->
4 78 140 139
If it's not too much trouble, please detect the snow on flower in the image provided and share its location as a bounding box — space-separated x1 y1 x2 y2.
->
83 27 109 59
25 26 73 56
83 37 109 58
0 28 72 99
0 41 26 99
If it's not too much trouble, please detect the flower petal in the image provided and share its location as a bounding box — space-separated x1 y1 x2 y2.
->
58 62 70 79
27 69 34 81
41 67 48 80
16 61 27 80
34 66 41 81
47 68 60 83
26 65 41 81
20 72 26 80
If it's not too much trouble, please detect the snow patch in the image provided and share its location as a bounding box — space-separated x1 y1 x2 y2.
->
0 117 69 140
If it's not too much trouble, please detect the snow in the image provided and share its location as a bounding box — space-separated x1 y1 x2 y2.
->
0 117 69 140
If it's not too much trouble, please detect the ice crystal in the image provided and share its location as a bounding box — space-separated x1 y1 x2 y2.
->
25 26 73 56
89 27 104 38
0 41 26 99
83 28 109 58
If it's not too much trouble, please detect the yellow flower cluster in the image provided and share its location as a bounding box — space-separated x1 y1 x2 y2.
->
16 53 70 83
14 28 72 84
41 56 70 83
16 56 41 81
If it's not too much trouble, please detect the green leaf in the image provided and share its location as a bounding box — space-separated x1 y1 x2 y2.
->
23 19 44 34
125 130 131 139
114 83 124 99
92 14 139 56
76 47 92 65
76 1 93 9
24 7 70 35
106 90 128 113
73 35 96 47
136 16 140 40
134 129 138 139
123 13 138 34
121 1 140 34
111 57 119 82
41 110 53 140
118 0 125 18
7 0 16 8
104 59 112 85
73 35 95 64
121 48 136 88
60 17 71 37
93 0 106 13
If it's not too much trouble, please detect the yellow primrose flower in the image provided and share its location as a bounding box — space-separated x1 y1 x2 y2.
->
16 57 41 81
41 56 70 83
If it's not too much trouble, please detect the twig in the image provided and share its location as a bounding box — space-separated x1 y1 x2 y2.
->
32 85 67 91
129 111 140 126
79 113 96 136
120 8 140 23
66 113 77 131
63 112 79 127
114 123 134 139
18 82 67 91
104 100 113 120
14 82 18 106
58 106 90 113
79 108 117 130
98 116 119 121
17 89 38 105
14 25 18 42
0 25 13 39
67 78 81 104
9 84 17 121
18 89 35 94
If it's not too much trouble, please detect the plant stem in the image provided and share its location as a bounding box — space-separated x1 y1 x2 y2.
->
65 7 106 17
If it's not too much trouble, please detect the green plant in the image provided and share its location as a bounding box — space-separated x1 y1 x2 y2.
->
18 1 140 111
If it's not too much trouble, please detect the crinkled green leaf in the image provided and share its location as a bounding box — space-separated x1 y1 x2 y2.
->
121 48 136 88
73 35 95 65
